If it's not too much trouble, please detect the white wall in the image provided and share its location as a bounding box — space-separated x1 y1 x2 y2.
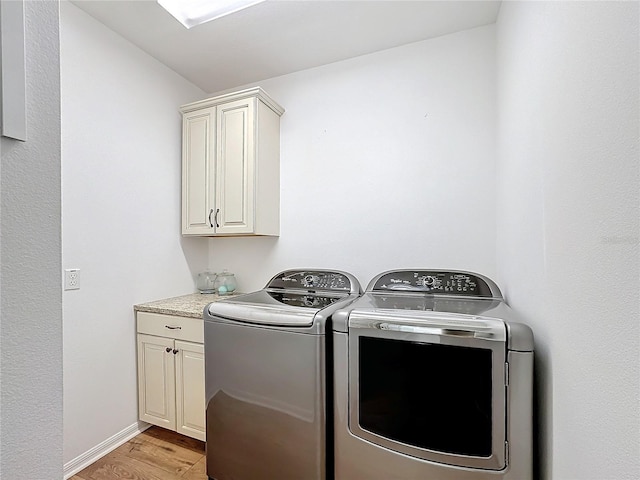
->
59 3 640 479
0 1 63 478
61 1 207 466
496 2 639 480
208 25 498 292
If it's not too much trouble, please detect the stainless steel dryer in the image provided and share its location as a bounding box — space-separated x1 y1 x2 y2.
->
332 270 534 480
204 269 361 480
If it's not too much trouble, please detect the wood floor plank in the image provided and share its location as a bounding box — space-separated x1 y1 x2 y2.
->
182 456 207 480
122 430 204 475
76 450 183 480
74 427 206 480
143 427 205 455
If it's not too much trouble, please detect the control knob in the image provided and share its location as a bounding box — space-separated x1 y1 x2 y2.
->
419 275 436 287
303 274 320 287
302 295 320 307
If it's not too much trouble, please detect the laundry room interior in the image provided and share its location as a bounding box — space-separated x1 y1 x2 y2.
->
0 1 637 480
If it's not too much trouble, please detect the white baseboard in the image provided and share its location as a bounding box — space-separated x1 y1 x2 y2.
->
63 421 151 479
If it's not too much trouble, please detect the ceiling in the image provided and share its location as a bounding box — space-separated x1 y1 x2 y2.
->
70 0 502 94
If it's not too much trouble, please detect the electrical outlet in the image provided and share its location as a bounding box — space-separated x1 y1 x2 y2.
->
64 268 80 290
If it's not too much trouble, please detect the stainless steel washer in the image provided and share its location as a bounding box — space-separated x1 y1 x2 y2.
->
204 269 361 480
332 269 534 480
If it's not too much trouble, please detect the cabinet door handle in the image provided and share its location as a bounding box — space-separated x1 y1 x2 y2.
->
165 325 182 330
165 347 172 353
173 349 179 355
208 209 214 228
214 208 220 228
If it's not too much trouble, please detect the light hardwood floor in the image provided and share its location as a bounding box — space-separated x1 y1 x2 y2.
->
71 427 207 480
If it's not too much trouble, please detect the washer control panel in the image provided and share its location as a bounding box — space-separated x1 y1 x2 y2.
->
267 270 354 292
370 270 499 298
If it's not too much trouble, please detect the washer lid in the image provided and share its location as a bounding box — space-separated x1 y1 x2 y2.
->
208 269 362 327
208 289 351 327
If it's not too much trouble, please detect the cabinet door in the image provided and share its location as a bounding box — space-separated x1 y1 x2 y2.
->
137 334 176 429
182 107 216 235
174 340 206 441
215 98 255 235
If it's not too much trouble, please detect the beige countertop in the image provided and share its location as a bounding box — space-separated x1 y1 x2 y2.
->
134 292 238 319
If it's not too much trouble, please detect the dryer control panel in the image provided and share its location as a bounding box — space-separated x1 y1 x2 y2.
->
369 270 501 298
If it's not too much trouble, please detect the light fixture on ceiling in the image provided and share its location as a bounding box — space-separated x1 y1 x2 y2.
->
157 0 266 29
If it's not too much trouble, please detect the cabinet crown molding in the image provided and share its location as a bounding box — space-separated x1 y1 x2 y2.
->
180 87 284 116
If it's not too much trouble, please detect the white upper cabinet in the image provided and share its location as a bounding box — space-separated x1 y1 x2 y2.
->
180 88 284 236
182 107 216 235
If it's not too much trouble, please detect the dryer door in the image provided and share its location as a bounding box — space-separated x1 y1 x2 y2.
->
348 310 508 470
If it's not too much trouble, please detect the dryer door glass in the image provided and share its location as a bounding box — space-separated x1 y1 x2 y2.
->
348 313 507 470
359 337 493 456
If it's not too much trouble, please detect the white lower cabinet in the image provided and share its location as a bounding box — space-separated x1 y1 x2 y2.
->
136 311 205 441
137 334 176 429
175 340 205 440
